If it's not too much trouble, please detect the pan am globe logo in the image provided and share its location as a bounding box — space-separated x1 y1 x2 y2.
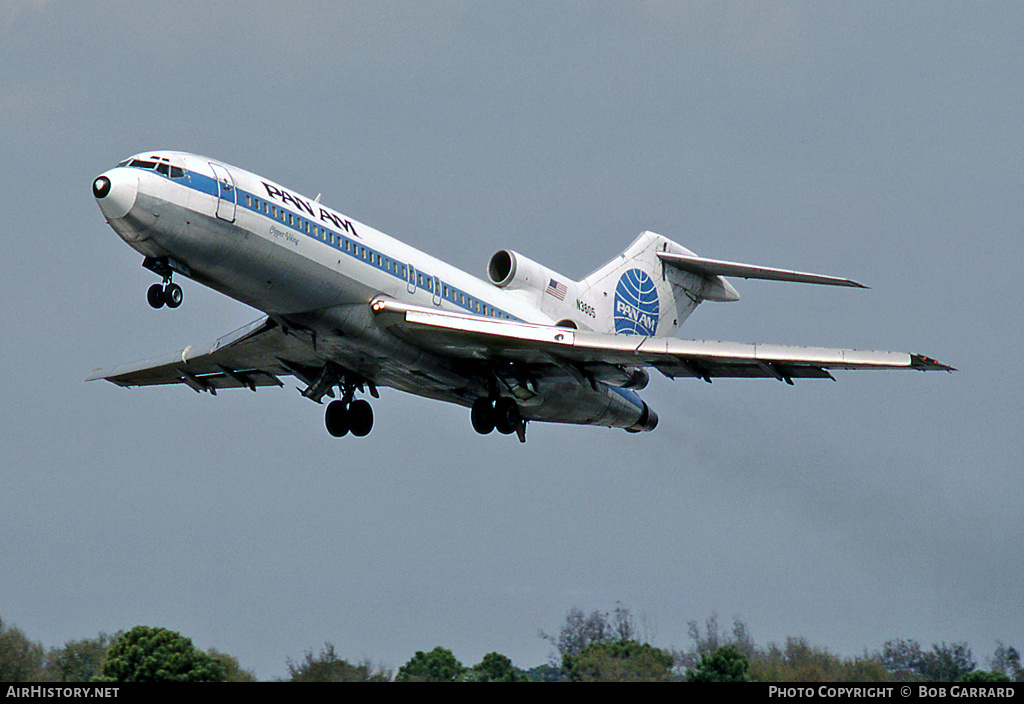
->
614 268 660 335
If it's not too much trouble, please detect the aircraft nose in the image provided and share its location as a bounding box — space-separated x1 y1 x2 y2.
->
93 168 137 219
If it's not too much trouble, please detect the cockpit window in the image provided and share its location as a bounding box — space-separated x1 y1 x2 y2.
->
124 157 186 178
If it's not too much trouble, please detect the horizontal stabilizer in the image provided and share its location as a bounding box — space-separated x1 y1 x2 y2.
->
657 252 868 288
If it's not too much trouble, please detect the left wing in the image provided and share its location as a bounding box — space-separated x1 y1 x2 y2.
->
369 298 954 383
87 316 332 397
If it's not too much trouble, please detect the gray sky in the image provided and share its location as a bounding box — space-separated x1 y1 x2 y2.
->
1 1 1021 680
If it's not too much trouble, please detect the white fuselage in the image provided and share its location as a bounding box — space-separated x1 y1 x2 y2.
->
95 151 654 430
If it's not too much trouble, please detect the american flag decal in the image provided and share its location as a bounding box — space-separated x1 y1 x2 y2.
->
546 279 567 300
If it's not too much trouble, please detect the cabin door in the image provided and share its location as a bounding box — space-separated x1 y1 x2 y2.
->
209 163 236 223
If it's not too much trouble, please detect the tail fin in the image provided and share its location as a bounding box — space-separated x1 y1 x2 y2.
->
577 231 737 337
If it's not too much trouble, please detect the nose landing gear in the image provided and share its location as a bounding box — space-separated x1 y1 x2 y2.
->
142 256 187 309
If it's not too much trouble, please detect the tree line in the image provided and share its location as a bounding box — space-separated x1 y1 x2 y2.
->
1 609 1020 682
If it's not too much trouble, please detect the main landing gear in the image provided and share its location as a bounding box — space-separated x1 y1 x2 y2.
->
471 397 527 443
324 382 374 438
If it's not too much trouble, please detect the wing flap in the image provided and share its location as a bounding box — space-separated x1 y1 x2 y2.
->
652 359 835 382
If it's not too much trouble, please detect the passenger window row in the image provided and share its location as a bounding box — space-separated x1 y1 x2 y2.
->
235 189 515 322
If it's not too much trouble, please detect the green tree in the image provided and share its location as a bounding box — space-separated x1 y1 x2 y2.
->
687 644 750 682
677 614 756 672
206 648 257 682
990 642 1023 682
396 646 465 682
562 639 674 682
44 634 114 682
879 638 925 680
465 652 527 682
540 607 613 659
751 637 890 682
0 618 45 682
919 642 975 682
285 643 389 682
523 663 562 682
877 639 974 682
958 670 1011 683
540 603 645 663
92 626 226 682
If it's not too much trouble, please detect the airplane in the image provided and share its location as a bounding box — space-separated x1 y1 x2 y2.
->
89 151 953 443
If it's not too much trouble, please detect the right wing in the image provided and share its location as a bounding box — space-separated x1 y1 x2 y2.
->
369 298 954 383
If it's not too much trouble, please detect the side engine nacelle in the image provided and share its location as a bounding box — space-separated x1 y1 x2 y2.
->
488 249 566 294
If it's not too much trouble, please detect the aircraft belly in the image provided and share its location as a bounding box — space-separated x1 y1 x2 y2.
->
348 356 648 431
292 310 651 432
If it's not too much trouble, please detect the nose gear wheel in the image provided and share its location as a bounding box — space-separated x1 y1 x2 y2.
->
143 257 184 309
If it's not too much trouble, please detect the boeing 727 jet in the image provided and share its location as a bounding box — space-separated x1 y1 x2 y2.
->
89 151 952 442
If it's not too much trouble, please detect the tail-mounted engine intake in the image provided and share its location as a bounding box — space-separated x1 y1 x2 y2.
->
488 249 570 295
